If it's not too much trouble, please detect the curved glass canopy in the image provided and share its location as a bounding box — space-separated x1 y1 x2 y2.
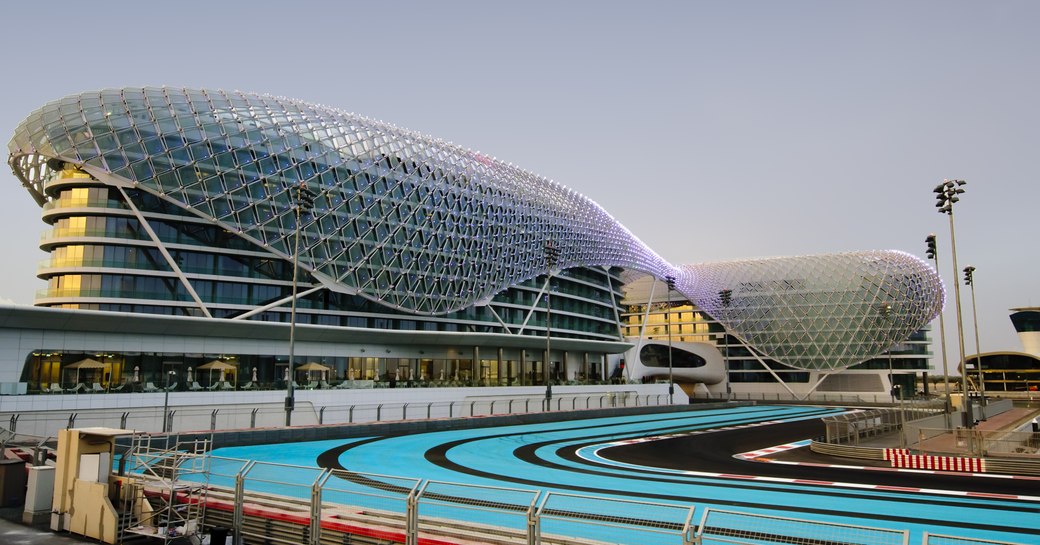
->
685 251 944 370
8 87 675 315
9 87 944 370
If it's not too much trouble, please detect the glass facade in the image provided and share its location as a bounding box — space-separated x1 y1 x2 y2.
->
8 86 946 386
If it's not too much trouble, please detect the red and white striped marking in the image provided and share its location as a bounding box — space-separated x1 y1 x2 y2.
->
883 448 985 473
734 440 810 461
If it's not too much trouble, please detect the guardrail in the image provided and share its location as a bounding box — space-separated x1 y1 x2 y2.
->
121 455 1019 545
0 392 660 438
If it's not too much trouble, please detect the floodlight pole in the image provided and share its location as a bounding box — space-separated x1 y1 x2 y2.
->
881 303 896 404
544 240 560 411
719 289 732 401
665 275 676 405
926 234 953 424
286 183 315 427
935 179 972 432
965 266 986 411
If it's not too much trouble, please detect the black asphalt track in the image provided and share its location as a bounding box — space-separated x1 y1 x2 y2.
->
598 417 1040 497
319 412 1039 539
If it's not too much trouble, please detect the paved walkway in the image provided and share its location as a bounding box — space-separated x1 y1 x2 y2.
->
916 407 1038 455
0 507 92 545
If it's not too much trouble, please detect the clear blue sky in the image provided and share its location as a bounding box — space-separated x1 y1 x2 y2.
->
1 1 1036 366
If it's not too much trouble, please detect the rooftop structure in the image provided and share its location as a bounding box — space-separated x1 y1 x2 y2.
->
5 87 944 393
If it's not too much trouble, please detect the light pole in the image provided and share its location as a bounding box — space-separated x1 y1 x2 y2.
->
162 370 176 433
926 234 953 421
665 275 676 404
964 265 986 411
285 182 316 426
934 179 972 430
719 289 732 400
880 303 896 404
544 240 560 411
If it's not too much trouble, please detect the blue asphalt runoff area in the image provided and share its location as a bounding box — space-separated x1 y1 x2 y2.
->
7 405 1039 544
203 405 1040 544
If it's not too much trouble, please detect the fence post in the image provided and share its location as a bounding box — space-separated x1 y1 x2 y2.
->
33 437 48 466
210 409 219 431
528 492 542 545
234 460 256 545
406 483 422 545
310 468 331 545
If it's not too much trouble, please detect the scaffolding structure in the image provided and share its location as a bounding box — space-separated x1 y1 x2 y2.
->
119 433 211 544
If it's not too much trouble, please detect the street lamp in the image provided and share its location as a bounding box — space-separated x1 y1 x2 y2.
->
665 275 676 404
926 234 953 422
964 265 986 411
934 179 972 429
719 289 732 400
544 240 560 411
285 182 317 426
880 303 896 404
162 370 176 433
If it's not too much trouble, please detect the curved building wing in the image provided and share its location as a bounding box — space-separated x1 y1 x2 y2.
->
8 87 945 372
8 87 675 314
685 251 945 370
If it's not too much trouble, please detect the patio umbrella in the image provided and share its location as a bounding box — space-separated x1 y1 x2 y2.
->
295 362 331 382
65 358 105 384
197 360 237 385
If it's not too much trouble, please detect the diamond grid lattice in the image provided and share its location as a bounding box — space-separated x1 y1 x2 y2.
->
8 87 945 370
686 251 945 370
8 87 674 315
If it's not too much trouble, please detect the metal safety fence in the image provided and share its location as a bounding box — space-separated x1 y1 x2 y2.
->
0 392 659 438
923 534 1029 545
115 455 1027 545
698 508 909 545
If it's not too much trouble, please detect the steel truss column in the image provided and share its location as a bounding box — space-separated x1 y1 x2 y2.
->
116 187 212 318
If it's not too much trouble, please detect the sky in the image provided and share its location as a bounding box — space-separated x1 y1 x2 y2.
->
0 1 1036 368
